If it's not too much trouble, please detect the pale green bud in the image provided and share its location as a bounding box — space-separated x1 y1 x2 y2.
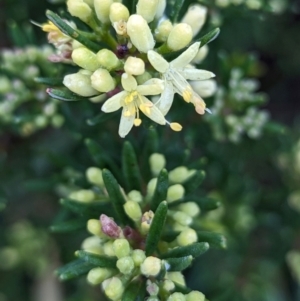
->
178 202 200 218
169 167 196 184
72 40 84 49
191 45 209 64
51 115 64 128
155 19 173 42
215 0 230 7
86 167 104 186
167 23 193 51
0 76 11 93
109 2 129 23
173 222 186 232
67 0 92 22
124 56 145 76
69 189 96 203
190 79 217 98
72 47 101 71
128 190 143 203
131 249 146 266
116 256 135 274
96 49 120 70
91 68 116 92
149 153 166 176
103 241 116 257
155 0 167 19
87 267 115 285
87 219 105 237
81 236 103 254
94 0 114 23
113 239 131 258
140 256 162 276
35 115 48 128
186 291 205 301
162 279 175 292
127 14 155 53
102 277 124 300
176 228 197 246
172 211 192 226
141 210 154 234
167 292 186 301
167 184 185 202
147 279 159 296
89 94 106 103
147 178 158 198
166 272 186 286
63 70 98 97
83 0 93 6
124 200 142 221
246 0 262 10
136 0 159 23
136 72 152 85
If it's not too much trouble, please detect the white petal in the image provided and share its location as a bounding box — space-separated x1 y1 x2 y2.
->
170 42 200 69
121 73 138 91
101 91 127 113
137 83 163 96
118 108 135 137
147 50 169 73
140 97 166 125
178 69 215 81
157 81 174 116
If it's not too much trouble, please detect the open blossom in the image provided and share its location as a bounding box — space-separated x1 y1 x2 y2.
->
147 42 215 115
101 73 167 137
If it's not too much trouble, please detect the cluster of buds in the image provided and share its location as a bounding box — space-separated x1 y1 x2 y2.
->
43 0 217 137
0 46 64 135
205 68 269 143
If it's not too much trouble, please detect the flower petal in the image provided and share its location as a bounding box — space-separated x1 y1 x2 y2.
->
157 81 174 116
147 50 169 73
137 83 163 96
119 108 135 137
101 91 127 113
140 96 166 125
178 68 215 81
170 42 200 69
121 73 138 91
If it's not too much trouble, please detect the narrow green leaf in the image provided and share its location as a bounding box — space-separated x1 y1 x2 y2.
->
173 282 191 294
122 141 142 191
151 169 169 211
50 219 86 232
168 196 221 211
47 88 90 101
56 259 96 281
160 242 209 259
165 256 193 271
87 112 118 126
35 77 64 86
197 231 227 249
145 201 168 256
122 278 146 301
162 230 180 242
75 250 117 268
46 10 100 52
102 169 133 226
183 170 205 194
169 0 185 23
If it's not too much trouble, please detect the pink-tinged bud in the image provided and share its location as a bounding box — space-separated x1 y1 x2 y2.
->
100 214 122 238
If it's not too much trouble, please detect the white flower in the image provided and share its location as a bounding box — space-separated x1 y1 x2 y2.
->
147 42 215 115
101 73 166 137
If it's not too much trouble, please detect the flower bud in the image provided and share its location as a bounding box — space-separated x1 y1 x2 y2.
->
113 239 131 258
136 71 152 85
69 189 95 202
167 23 193 51
72 47 101 71
103 241 116 256
178 202 200 218
169 167 196 184
167 292 185 301
155 0 167 19
141 210 154 234
63 70 98 97
96 49 120 70
113 20 127 36
162 279 175 292
136 0 159 23
172 211 192 226
166 272 186 286
131 249 146 266
87 267 115 285
147 178 158 198
127 14 155 53
128 190 143 203
124 200 142 221
94 0 114 23
124 56 145 76
190 79 217 98
149 153 166 176
102 277 124 300
109 3 129 23
116 256 135 274
86 167 104 186
176 228 197 246
87 219 105 237
186 291 205 301
81 236 103 254
147 279 159 296
191 45 209 64
91 68 116 92
167 184 185 202
155 19 173 42
140 256 162 276
181 4 207 37
100 214 122 238
67 0 92 22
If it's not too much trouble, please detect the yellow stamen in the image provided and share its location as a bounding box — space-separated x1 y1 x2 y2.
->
170 122 182 132
125 91 138 105
41 21 60 33
182 86 193 103
134 118 142 126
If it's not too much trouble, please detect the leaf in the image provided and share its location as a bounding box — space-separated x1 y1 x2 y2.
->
169 0 185 23
47 88 90 101
162 231 180 242
87 112 118 126
102 169 133 226
75 250 117 268
46 10 100 52
182 170 206 194
35 77 64 86
168 196 221 211
164 256 193 271
50 219 86 232
197 231 227 249
150 169 169 211
173 282 191 294
160 242 209 259
122 278 146 301
56 259 96 281
145 201 168 256
122 141 142 191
